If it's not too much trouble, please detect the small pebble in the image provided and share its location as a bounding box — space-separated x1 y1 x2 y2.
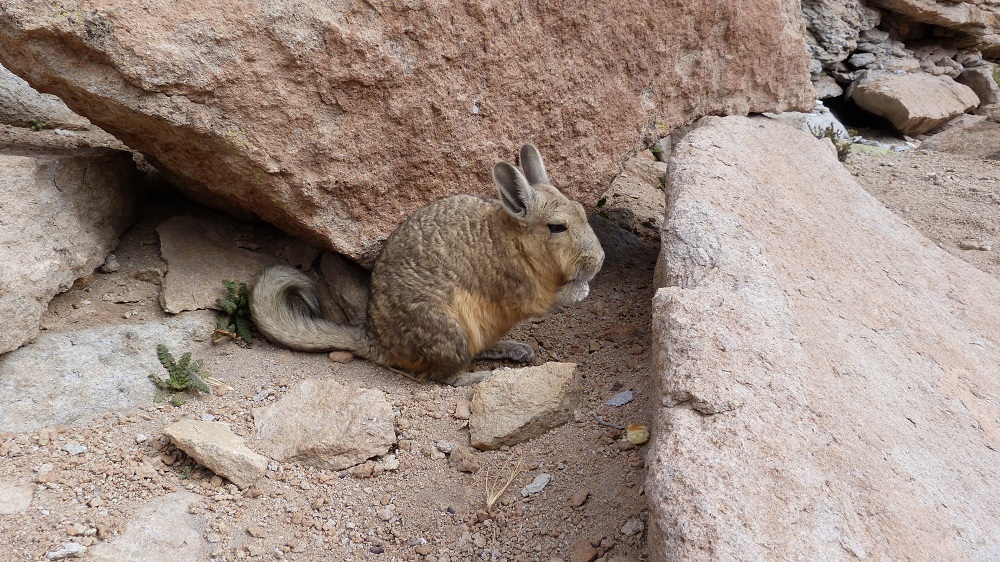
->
328 351 354 363
569 489 590 507
99 254 120 273
520 473 552 497
45 542 86 560
453 400 471 420
247 524 267 538
626 424 649 445
381 454 400 471
64 444 87 456
607 390 634 407
569 539 598 562
621 517 644 536
448 445 480 473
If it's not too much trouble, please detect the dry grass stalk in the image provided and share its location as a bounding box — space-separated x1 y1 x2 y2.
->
484 457 525 513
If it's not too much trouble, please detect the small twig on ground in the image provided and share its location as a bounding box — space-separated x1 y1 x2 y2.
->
593 412 625 430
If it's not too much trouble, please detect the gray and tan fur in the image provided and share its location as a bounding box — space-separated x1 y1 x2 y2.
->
250 144 605 386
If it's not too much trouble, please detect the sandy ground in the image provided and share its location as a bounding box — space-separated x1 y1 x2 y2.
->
845 147 1000 279
1 125 998 562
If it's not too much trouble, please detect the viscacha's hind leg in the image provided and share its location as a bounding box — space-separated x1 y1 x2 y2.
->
474 340 534 363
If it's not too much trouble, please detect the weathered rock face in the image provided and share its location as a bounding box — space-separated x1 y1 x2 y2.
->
598 150 668 242
802 0 881 68
650 116 1000 559
850 71 979 135
957 64 1000 106
800 0 1000 135
0 141 139 354
0 1 812 265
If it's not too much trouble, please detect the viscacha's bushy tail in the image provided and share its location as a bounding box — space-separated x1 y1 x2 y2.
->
250 265 374 357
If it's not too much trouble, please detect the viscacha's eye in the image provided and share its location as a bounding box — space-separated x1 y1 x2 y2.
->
548 223 567 234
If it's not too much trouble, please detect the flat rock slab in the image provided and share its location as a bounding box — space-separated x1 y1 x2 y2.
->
850 71 979 135
650 116 1000 560
0 312 213 432
253 378 396 470
469 362 580 450
157 215 274 314
86 491 210 562
163 419 268 489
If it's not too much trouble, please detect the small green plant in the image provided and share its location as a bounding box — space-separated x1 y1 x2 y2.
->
149 344 212 403
809 123 850 163
595 196 609 219
993 66 1000 89
214 280 252 345
30 118 45 131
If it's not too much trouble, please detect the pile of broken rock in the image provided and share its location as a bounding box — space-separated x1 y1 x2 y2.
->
803 0 1000 135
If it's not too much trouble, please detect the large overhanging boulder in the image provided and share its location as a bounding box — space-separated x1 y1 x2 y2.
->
0 1 813 264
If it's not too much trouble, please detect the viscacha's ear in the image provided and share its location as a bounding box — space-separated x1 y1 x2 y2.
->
519 144 549 185
493 162 537 219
